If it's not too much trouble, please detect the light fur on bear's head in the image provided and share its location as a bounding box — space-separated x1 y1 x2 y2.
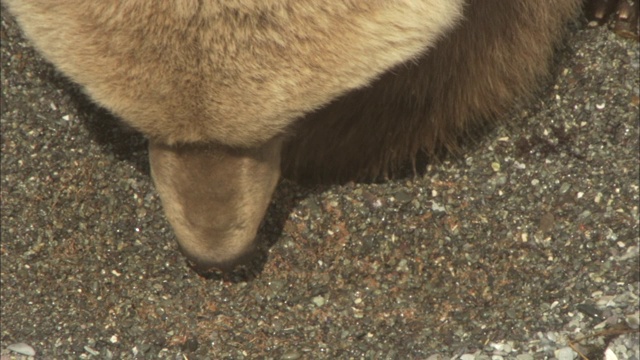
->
3 0 464 147
4 0 581 273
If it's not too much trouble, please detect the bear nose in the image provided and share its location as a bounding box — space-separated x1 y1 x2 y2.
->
180 238 258 275
148 137 282 273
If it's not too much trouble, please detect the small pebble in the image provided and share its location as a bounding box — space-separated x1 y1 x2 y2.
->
311 295 325 307
515 354 533 360
626 312 639 329
281 350 301 360
84 346 99 356
605 348 619 360
576 303 603 320
7 342 36 356
554 347 576 360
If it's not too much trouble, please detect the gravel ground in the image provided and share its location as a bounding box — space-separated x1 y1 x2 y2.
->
1 9 639 360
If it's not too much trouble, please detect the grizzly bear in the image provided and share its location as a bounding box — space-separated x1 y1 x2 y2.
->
4 0 585 273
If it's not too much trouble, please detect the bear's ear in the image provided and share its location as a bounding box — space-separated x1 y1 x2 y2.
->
148 137 283 273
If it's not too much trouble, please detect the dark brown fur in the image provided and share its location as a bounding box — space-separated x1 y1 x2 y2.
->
283 0 581 183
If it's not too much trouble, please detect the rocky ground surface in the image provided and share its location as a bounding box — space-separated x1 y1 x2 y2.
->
1 9 639 360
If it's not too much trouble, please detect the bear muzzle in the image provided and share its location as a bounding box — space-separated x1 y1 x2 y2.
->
149 137 282 273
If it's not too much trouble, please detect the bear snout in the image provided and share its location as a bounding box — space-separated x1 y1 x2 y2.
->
148 138 282 273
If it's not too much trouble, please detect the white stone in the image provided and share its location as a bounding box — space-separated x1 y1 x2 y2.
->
604 348 619 360
554 347 576 360
7 342 36 356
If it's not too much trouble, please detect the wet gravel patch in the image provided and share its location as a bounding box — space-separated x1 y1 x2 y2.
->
1 10 639 360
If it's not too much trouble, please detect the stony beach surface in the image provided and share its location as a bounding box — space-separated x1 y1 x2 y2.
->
2 10 639 360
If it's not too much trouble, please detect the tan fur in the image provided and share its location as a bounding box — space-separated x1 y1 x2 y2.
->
3 0 463 147
149 137 282 272
4 0 581 272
